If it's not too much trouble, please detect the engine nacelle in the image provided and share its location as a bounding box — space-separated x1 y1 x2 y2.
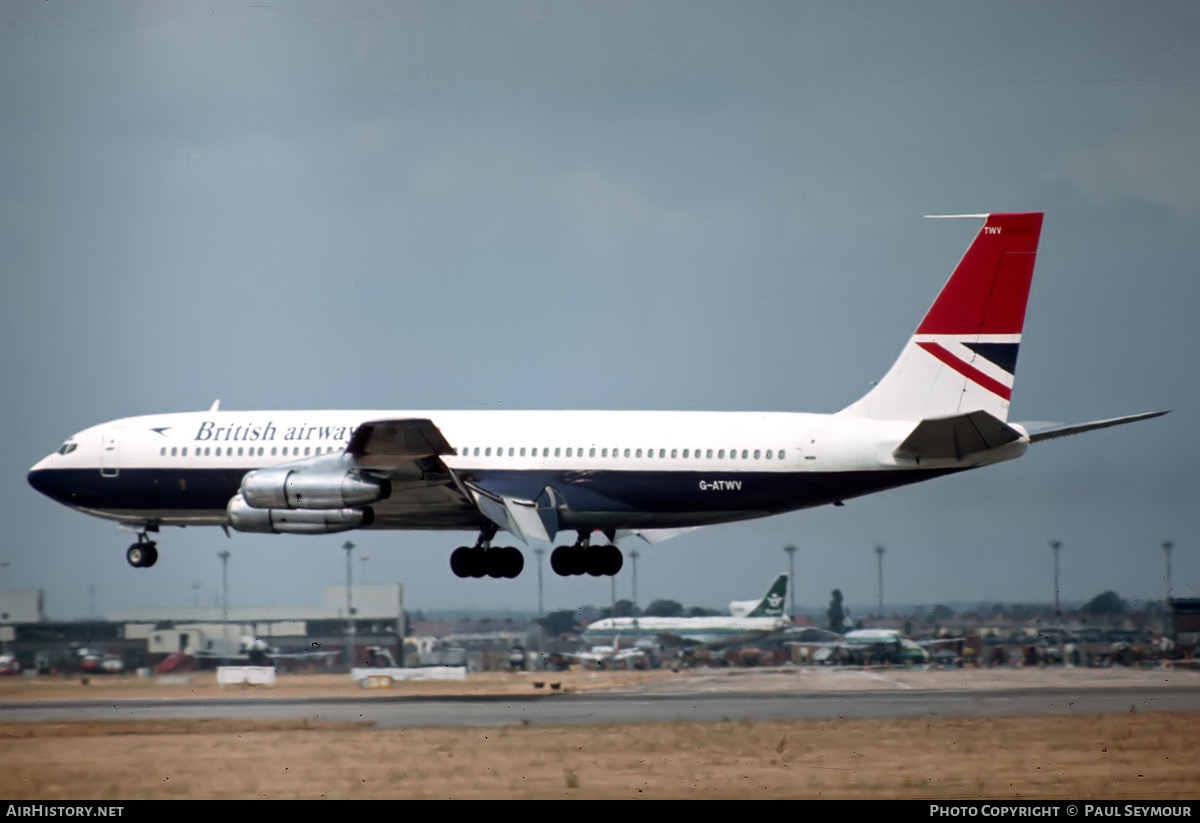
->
227 494 373 535
240 466 390 510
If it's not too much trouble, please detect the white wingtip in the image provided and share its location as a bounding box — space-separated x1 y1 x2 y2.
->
209 399 221 412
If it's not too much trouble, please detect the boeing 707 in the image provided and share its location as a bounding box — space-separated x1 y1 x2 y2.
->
27 212 1167 578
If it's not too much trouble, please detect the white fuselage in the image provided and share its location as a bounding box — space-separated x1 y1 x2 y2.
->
27 407 1029 533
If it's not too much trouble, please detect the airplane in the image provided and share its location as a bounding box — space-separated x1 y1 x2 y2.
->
188 635 339 666
579 573 792 649
795 628 961 665
27 212 1168 579
561 635 649 669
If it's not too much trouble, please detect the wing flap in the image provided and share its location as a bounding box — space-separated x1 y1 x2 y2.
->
465 482 559 544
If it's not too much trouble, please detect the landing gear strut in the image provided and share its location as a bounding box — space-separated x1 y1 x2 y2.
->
126 532 159 569
450 526 524 579
551 531 623 577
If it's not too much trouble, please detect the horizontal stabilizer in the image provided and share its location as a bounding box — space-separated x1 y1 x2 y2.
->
614 526 701 545
1021 410 1170 443
894 410 1022 462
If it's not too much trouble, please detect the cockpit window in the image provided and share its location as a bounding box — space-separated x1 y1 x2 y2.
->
56 442 78 455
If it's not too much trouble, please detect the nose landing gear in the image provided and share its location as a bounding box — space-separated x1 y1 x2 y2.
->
126 532 159 568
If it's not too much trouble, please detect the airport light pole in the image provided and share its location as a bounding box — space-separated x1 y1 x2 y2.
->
629 549 639 615
875 545 885 617
218 551 230 623
1163 540 1175 640
534 548 545 617
217 551 231 653
1049 540 1062 619
343 540 356 671
1162 541 1174 600
783 544 797 619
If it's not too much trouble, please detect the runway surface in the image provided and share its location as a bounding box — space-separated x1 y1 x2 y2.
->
3 666 1199 729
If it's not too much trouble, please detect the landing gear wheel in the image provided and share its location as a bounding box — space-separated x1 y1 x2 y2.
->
465 546 487 578
504 546 524 579
126 541 158 569
552 545 589 576
450 546 472 578
599 545 623 576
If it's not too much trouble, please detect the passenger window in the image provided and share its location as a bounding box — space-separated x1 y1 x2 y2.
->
708 449 714 459
520 447 526 457
671 449 678 458
557 448 563 457
681 449 688 458
160 448 166 456
486 447 492 456
754 449 760 459
766 450 772 459
659 449 665 458
302 447 308 456
779 450 786 459
171 447 177 456
624 448 630 458
474 447 480 456
741 450 748 459
636 449 642 458
589 448 596 457
508 447 514 457
717 449 724 459
271 447 277 456
602 448 608 457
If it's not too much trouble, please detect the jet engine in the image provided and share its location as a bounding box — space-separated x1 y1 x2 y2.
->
240 466 390 510
227 493 373 535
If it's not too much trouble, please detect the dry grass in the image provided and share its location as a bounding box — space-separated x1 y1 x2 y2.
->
3 670 1197 799
2 712 1197 800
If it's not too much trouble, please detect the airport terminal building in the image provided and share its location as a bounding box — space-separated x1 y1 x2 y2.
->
0 583 406 673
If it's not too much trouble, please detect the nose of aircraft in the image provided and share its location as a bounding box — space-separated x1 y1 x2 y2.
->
27 456 62 501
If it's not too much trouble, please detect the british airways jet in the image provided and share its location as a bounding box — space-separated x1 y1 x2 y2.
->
27 213 1166 579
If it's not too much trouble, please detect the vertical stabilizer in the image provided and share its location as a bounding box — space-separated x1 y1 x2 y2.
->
730 574 789 618
839 212 1042 422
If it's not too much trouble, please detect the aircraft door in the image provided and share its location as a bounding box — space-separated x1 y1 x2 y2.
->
100 427 120 478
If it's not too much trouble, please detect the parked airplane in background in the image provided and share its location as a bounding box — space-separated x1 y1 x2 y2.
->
580 573 792 649
562 635 649 668
28 213 1167 578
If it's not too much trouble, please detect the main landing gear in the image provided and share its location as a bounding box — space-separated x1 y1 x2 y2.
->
450 527 525 579
551 532 623 577
126 531 159 569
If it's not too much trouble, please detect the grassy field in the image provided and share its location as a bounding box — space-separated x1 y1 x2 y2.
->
2 671 1198 799
3 713 1198 800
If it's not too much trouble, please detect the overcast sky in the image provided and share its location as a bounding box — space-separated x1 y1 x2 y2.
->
3 1 1197 620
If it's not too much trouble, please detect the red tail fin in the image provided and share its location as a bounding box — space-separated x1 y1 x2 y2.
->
916 212 1042 335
